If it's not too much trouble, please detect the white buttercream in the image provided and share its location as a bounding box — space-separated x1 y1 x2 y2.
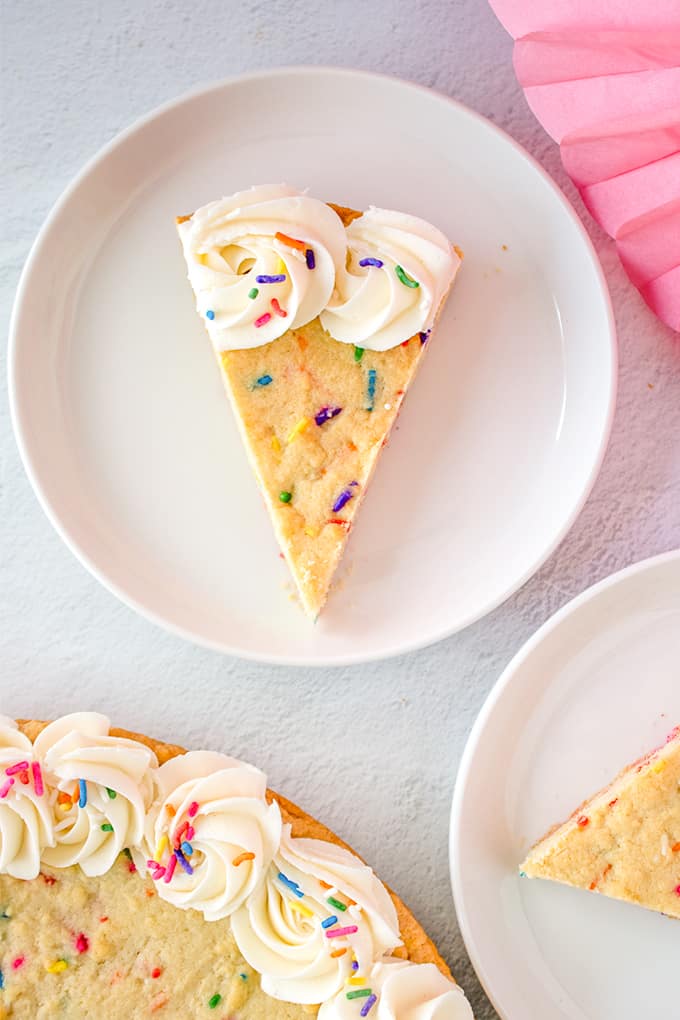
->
0 717 53 879
318 958 474 1020
320 207 459 350
178 184 347 351
34 713 157 877
134 750 281 921
231 825 402 1004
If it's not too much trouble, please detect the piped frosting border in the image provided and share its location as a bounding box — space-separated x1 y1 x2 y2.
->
0 714 472 1017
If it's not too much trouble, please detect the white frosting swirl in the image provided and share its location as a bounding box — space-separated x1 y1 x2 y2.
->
231 826 402 1004
179 184 347 351
318 959 473 1020
134 750 281 921
33 713 157 876
0 716 54 879
320 207 460 350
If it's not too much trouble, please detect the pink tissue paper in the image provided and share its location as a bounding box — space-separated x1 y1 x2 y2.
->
488 0 680 332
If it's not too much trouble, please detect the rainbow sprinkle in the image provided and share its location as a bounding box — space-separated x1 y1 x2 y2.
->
46 960 68 974
395 264 419 288
305 248 316 269
315 406 342 426
256 274 286 284
254 312 272 328
275 231 307 252
174 848 194 875
106 787 117 799
180 841 193 856
270 297 287 318
101 823 113 833
163 854 177 884
205 310 215 320
277 872 304 898
279 491 292 503
332 489 355 513
325 925 358 939
354 346 364 363
361 994 378 1015
78 780 87 808
0 778 14 798
346 986 371 997
5 761 29 776
419 329 431 344
232 851 256 867
208 994 222 1009
366 369 377 411
359 257 384 268
188 802 199 818
255 374 273 387
248 287 259 299
327 896 348 912
287 417 311 443
321 915 338 929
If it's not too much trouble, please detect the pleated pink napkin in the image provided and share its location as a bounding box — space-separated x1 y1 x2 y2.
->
489 0 680 331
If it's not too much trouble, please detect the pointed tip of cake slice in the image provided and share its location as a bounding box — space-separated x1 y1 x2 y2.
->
521 725 680 918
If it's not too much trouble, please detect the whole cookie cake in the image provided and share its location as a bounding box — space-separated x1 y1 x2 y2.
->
0 714 473 1019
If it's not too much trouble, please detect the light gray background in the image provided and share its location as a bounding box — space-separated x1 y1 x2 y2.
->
1 3 679 1017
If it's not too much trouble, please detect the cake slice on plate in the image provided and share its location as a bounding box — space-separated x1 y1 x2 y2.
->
177 185 461 618
521 726 680 918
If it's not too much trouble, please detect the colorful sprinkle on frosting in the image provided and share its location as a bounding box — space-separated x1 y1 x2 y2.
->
256 274 286 284
254 312 272 328
359 257 384 268
394 264 419 288
205 309 215 320
275 231 307 252
305 248 316 270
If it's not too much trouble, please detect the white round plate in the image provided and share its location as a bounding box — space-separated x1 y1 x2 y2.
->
451 550 680 1020
9 67 616 665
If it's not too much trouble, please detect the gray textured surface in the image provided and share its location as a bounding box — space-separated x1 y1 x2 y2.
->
1 3 680 1017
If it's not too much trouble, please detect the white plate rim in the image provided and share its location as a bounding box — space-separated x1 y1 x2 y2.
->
8 65 618 666
449 546 680 1019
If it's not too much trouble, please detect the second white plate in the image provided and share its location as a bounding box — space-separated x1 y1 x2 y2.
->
9 67 615 664
451 550 680 1020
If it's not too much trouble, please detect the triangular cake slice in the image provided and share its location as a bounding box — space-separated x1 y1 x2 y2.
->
521 726 680 918
177 186 461 617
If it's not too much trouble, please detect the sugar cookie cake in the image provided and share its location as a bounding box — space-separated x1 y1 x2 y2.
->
521 726 680 918
0 714 473 1018
177 185 462 618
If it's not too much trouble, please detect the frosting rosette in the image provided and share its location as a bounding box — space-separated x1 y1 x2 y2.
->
231 826 402 1004
318 958 473 1019
179 183 347 351
135 750 281 921
33 712 157 876
320 207 459 350
0 716 53 879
